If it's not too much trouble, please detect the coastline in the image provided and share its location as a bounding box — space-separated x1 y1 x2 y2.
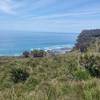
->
0 44 73 56
0 31 77 56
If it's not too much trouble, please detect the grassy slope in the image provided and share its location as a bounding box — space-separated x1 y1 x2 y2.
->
0 51 100 100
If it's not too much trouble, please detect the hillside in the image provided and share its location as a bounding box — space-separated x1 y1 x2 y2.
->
75 29 100 52
0 30 100 100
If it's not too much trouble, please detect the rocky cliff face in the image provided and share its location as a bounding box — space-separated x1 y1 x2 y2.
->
75 29 100 52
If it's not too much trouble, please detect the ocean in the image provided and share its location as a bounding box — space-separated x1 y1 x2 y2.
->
0 31 79 56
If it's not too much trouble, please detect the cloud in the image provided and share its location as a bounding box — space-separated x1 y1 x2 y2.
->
0 0 13 14
0 0 100 32
0 0 57 15
48 12 90 18
24 9 99 20
0 0 19 14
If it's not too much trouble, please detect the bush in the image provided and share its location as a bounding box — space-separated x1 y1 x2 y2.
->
10 68 29 83
23 51 30 58
31 50 46 57
80 54 100 78
74 68 90 80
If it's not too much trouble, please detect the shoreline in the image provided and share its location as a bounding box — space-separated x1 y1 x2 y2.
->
0 46 72 57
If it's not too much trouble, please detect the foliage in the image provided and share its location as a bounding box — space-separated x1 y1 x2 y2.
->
75 29 100 52
0 51 100 100
31 50 46 57
0 29 100 99
10 67 29 83
23 51 30 58
74 68 91 80
80 54 100 78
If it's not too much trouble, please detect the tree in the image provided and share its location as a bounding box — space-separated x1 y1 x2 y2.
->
23 51 30 58
31 50 46 57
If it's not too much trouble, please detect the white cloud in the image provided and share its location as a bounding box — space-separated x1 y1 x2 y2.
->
0 0 56 14
28 9 100 20
0 0 12 14
0 0 100 32
0 0 19 14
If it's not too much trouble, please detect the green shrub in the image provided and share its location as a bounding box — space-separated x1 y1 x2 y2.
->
23 51 30 58
80 54 100 78
10 68 29 83
31 50 46 57
74 68 91 80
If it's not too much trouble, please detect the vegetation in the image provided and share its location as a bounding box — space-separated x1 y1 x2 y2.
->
23 51 30 58
10 68 29 83
0 29 100 100
22 50 47 58
0 52 100 100
80 54 100 78
75 29 100 52
31 50 47 57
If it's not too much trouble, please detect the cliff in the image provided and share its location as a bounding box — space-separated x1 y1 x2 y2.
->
75 29 100 52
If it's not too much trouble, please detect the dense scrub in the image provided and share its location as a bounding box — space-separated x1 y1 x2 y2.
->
23 50 47 58
0 51 100 100
0 29 100 100
80 54 100 78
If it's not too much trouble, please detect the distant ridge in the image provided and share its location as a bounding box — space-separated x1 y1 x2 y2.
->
75 29 100 52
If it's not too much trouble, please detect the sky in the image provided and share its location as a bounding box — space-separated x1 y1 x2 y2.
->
0 0 100 32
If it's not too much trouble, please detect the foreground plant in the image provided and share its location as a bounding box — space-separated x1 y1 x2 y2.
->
10 68 29 83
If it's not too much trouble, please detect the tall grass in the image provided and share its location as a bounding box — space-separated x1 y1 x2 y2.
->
0 51 100 100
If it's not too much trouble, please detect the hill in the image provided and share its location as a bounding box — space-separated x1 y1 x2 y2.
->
75 29 100 52
0 29 100 100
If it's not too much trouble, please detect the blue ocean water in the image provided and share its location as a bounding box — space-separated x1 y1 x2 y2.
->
0 31 79 56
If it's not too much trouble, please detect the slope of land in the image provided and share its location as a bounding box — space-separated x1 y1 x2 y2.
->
0 29 100 100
